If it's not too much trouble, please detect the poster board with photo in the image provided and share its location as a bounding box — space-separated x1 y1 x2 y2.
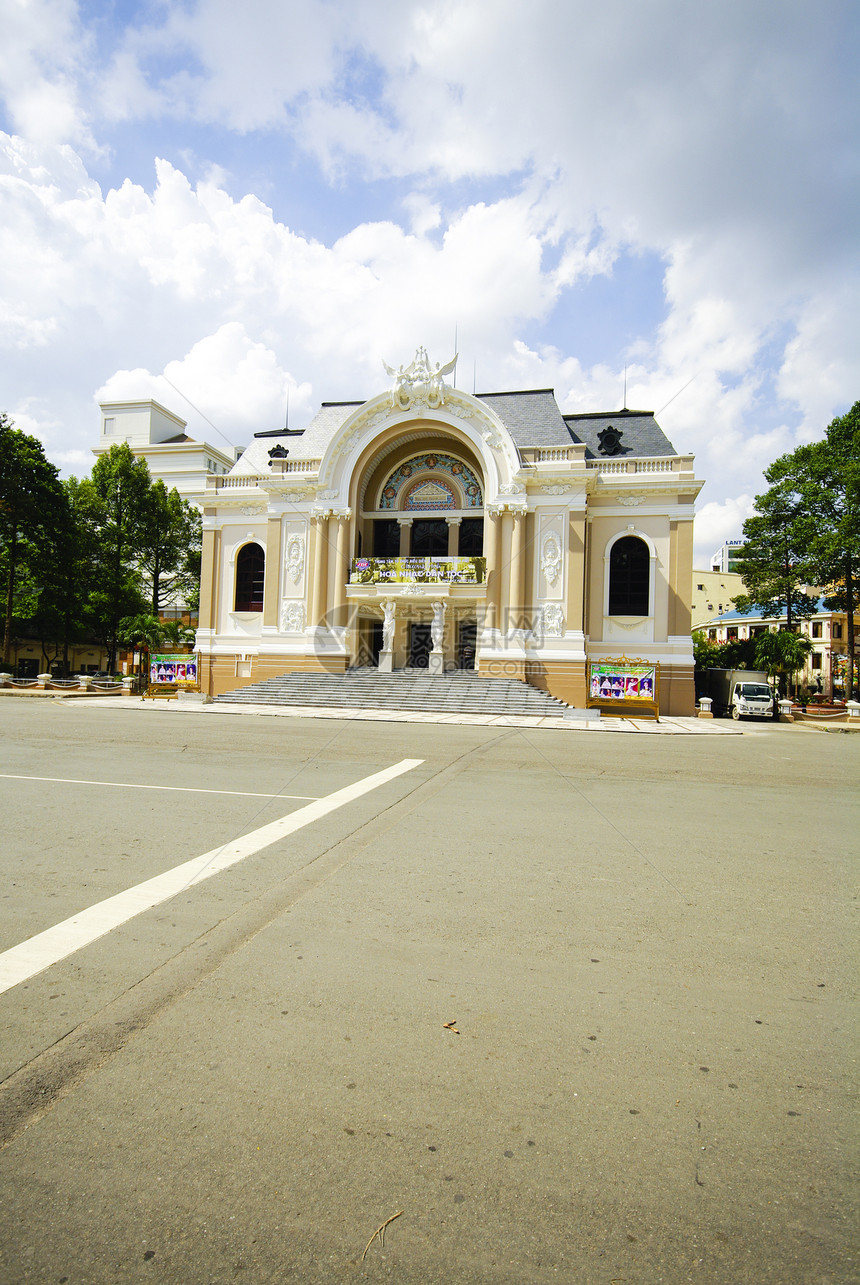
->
586 657 660 720
148 653 200 688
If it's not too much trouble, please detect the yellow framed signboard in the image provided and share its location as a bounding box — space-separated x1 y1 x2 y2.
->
587 657 660 720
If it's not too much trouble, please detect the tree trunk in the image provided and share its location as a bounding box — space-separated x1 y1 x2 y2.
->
3 527 17 667
151 551 161 616
846 555 856 700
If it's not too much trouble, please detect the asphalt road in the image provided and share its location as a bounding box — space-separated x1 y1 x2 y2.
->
0 701 856 1284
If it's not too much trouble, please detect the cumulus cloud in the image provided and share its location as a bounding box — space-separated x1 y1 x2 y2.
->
693 496 756 568
0 0 93 147
96 325 313 444
0 0 855 551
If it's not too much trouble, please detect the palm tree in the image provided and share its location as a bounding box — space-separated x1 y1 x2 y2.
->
118 613 164 688
158 618 197 650
755 629 813 699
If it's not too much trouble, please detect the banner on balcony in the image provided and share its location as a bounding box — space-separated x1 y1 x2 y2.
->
587 658 659 718
149 653 199 685
350 557 485 584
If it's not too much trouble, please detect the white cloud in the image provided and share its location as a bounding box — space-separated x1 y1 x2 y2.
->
96 325 313 444
777 282 860 437
693 496 756 568
0 141 558 458
0 0 93 147
0 0 854 530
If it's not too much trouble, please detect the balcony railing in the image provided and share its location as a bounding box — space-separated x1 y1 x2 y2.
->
585 454 696 474
350 556 486 585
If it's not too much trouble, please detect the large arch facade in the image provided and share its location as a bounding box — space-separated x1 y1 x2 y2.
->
195 368 703 714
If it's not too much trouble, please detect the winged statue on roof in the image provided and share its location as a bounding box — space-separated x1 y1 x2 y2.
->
383 347 458 409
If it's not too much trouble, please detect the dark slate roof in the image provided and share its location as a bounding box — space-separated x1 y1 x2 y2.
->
477 390 572 448
230 391 678 473
563 409 676 459
291 402 362 459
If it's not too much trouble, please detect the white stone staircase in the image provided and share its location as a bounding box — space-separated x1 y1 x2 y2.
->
214 668 570 718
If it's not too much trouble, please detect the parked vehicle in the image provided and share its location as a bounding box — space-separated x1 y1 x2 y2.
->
702 668 775 719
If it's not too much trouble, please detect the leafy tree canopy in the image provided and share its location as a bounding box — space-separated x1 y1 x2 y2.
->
737 400 858 695
0 415 69 665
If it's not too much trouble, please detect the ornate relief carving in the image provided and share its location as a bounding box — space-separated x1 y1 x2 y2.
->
318 370 517 491
609 617 648 629
618 492 646 507
383 346 457 411
239 504 266 516
499 482 526 496
541 485 569 495
541 533 563 587
280 602 305 633
399 583 427 596
541 604 565 636
285 534 304 584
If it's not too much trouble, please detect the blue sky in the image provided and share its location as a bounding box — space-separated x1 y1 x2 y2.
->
0 0 857 564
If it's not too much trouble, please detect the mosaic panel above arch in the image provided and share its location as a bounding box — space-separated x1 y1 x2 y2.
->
378 453 483 510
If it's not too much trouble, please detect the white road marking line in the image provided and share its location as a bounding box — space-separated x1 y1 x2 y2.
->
0 773 317 801
0 758 424 996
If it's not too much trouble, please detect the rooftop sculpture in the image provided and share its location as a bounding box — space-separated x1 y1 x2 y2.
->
383 346 457 411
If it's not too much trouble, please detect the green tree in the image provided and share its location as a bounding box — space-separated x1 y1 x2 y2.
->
174 540 202 612
692 630 723 670
28 480 93 675
754 629 813 697
158 618 197 649
77 443 150 671
139 481 201 614
0 415 68 667
734 475 817 630
784 401 859 697
118 613 165 686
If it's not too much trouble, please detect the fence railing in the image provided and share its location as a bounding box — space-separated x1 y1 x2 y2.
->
0 673 128 693
585 455 695 474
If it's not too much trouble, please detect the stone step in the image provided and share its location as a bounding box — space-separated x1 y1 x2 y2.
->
215 670 569 717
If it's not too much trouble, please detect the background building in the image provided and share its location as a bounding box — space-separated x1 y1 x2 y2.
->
691 568 746 631
710 539 745 573
95 400 237 502
194 353 704 714
700 599 854 696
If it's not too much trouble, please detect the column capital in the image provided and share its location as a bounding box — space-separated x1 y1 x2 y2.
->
445 516 462 527
396 516 414 527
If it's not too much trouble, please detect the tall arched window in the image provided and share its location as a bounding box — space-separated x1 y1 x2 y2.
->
235 543 265 612
608 536 650 616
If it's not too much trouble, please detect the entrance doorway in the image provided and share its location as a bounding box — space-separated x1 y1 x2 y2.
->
409 622 432 668
458 621 477 670
369 621 383 667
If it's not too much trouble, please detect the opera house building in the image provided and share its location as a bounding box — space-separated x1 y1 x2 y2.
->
195 350 703 715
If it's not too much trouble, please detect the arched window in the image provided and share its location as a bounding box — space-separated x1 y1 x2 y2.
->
608 536 650 616
235 543 265 612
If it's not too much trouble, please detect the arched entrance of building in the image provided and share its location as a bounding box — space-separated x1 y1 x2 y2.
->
349 432 488 672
